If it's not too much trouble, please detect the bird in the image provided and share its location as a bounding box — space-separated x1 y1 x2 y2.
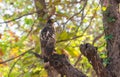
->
40 18 56 61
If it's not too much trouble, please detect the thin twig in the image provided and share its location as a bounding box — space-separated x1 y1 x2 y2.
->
92 32 104 45
81 3 100 34
26 20 36 37
83 3 100 36
56 0 89 43
0 11 39 24
74 54 82 66
75 0 94 33
63 0 88 28
72 3 101 67
56 0 88 44
29 51 42 59
8 57 21 77
0 48 34 64
57 35 83 43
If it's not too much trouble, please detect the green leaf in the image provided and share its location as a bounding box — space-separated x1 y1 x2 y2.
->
24 72 31 77
107 17 116 22
83 19 88 23
104 34 113 40
24 18 33 25
103 57 111 65
57 31 68 40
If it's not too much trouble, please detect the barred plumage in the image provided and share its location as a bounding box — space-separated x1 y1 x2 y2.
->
40 19 56 59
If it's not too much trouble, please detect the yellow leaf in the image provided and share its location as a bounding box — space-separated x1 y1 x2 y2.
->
87 11 91 15
10 47 19 57
95 7 100 11
73 50 79 57
20 49 25 52
102 6 107 11
83 19 88 23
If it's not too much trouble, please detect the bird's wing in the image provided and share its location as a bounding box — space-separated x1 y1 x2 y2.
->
40 26 55 46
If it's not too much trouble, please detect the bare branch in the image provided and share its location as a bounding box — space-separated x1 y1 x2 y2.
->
0 11 38 24
29 51 43 59
26 20 36 37
57 35 83 43
92 32 104 45
0 48 34 64
8 57 21 77
57 1 99 43
63 0 88 27
74 54 82 66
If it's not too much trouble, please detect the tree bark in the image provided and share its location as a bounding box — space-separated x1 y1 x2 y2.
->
49 54 87 77
80 43 111 77
34 0 46 19
102 0 120 77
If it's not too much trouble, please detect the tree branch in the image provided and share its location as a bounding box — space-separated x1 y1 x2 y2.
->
8 57 21 77
0 48 34 64
92 32 104 45
49 54 87 77
0 11 38 24
34 0 46 18
30 51 87 77
63 0 88 27
80 43 111 77
57 35 83 43
74 54 82 66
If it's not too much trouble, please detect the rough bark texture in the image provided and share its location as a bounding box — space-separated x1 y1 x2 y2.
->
80 43 111 77
49 54 87 77
102 0 120 77
34 0 46 19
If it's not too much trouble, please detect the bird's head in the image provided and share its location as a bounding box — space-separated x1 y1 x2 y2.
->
47 18 54 26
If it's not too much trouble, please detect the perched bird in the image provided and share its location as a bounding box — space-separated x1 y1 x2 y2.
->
40 19 56 59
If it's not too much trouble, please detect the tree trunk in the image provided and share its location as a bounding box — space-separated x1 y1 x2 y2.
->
102 0 120 77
